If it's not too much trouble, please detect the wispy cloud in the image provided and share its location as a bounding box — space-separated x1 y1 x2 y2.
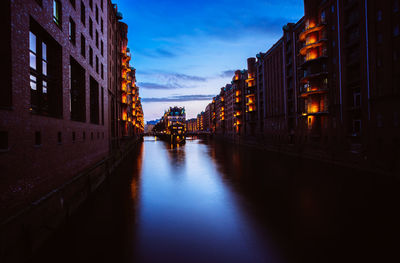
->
139 82 185 90
141 48 178 58
138 71 206 82
142 94 214 103
219 70 236 78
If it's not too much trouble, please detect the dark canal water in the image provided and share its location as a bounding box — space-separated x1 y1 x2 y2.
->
31 137 399 263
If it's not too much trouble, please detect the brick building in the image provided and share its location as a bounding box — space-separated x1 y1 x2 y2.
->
196 0 400 173
0 0 144 219
232 70 247 136
186 118 197 132
0 0 109 212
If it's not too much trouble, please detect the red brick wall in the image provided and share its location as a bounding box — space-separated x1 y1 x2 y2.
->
0 0 109 215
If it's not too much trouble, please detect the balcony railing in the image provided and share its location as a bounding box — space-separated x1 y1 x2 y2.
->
299 23 327 41
300 87 328 97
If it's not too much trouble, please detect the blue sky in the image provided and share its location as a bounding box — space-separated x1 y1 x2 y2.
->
115 0 304 121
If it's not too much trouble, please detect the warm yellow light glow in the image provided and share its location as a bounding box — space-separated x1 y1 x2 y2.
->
311 103 319 113
122 94 127 103
306 49 318 61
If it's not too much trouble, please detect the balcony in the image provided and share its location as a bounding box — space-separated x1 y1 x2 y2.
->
299 39 327 56
301 110 329 117
299 23 327 41
300 71 328 83
300 87 328 98
300 54 328 68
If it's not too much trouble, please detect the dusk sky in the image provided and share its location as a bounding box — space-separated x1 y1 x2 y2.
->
115 0 304 122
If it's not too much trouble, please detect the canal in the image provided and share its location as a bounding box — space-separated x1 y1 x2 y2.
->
31 137 399 263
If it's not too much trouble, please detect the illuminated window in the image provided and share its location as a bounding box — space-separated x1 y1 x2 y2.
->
320 11 326 23
69 18 76 45
30 19 62 117
53 0 62 27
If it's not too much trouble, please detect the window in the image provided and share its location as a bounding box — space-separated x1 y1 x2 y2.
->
83 131 86 140
96 5 99 23
353 119 361 134
394 1 399 13
69 18 76 45
394 25 400 37
80 1 86 25
320 11 326 23
96 56 99 73
89 46 93 66
101 0 103 10
353 90 361 108
69 0 75 8
377 33 383 44
101 18 104 33
70 57 86 122
377 114 383 128
101 87 104 125
30 19 63 117
101 63 104 79
90 76 99 124
53 0 62 27
0 131 8 150
101 40 104 56
72 131 76 142
58 132 62 144
81 34 86 57
35 131 41 146
89 18 93 38
96 30 99 48
377 10 382 22
89 0 93 10
35 0 43 6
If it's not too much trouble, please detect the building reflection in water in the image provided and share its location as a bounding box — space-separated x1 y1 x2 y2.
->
202 138 399 263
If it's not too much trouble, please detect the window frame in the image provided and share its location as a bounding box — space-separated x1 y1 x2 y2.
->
53 0 62 27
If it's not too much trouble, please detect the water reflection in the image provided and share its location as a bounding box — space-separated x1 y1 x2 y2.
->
133 138 280 263
30 137 400 263
204 139 400 263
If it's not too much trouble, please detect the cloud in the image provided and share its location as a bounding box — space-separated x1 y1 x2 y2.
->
142 94 214 103
138 82 185 90
220 70 236 78
141 48 178 58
